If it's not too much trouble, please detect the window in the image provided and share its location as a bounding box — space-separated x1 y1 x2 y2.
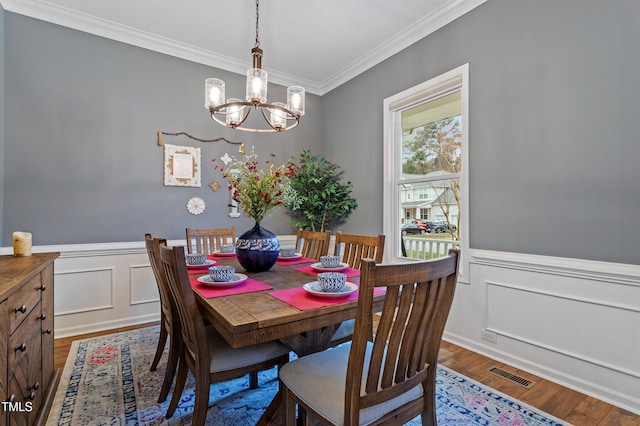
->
383 64 469 282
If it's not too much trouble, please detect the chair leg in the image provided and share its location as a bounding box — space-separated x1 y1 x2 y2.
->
249 371 259 389
150 319 168 371
421 376 437 426
166 356 187 418
191 368 211 426
282 386 297 426
158 334 179 403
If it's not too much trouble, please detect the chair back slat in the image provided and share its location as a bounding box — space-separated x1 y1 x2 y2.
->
159 244 209 364
334 233 385 269
145 234 174 326
186 227 236 254
347 250 460 420
296 229 331 260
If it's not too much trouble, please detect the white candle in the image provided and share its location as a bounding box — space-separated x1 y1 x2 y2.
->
13 231 32 256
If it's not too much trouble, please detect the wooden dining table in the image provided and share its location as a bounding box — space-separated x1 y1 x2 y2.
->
189 255 386 425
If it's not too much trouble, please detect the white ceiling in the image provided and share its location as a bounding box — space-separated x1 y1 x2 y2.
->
1 0 485 95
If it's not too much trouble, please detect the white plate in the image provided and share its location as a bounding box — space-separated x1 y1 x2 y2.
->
303 282 358 299
197 273 248 288
212 250 236 257
186 259 216 269
278 253 303 260
310 262 350 272
213 250 236 257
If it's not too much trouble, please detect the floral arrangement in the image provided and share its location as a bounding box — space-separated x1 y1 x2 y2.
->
214 148 296 223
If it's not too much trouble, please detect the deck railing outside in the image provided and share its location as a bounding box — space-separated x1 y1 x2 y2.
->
402 236 460 260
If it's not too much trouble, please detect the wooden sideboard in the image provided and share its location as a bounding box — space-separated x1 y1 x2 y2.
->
0 252 59 426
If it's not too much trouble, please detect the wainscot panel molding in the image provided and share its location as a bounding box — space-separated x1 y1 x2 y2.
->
443 248 640 415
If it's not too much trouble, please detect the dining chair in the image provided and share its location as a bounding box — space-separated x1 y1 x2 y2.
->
328 232 386 347
295 229 331 260
158 243 290 425
280 249 460 426
333 232 385 270
144 233 180 404
185 227 236 254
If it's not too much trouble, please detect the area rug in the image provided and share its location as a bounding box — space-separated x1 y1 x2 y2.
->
46 326 571 425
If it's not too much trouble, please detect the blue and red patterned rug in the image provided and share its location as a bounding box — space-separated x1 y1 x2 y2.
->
46 326 571 425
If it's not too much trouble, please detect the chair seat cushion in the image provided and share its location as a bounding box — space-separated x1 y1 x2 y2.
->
279 343 423 425
205 326 289 373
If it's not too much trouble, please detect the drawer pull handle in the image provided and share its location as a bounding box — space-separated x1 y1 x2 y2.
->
26 392 36 401
15 305 27 313
7 394 16 403
15 343 27 352
30 382 40 391
40 314 47 321
39 285 46 291
44 328 53 335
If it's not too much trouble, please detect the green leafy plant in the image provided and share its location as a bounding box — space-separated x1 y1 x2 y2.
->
285 150 357 232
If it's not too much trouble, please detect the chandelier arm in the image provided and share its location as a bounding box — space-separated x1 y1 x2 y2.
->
258 106 279 131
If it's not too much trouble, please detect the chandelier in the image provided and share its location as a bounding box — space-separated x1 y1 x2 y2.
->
204 0 305 133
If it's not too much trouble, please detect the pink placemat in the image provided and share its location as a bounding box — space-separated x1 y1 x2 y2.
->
190 276 272 298
269 286 385 310
275 257 316 266
294 265 361 278
207 253 236 260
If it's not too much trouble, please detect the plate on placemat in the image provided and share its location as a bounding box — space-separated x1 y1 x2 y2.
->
310 262 350 272
303 282 357 299
212 250 236 257
186 259 216 269
197 274 248 288
278 253 303 260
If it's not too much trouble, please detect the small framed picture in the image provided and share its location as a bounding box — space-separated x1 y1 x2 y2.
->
164 144 201 187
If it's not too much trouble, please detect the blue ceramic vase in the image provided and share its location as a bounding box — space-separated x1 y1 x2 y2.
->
236 222 280 272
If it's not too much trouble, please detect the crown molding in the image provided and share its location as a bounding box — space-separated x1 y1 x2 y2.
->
0 0 485 96
319 0 486 94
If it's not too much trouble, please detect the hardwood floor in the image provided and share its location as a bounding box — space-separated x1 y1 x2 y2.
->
54 322 639 425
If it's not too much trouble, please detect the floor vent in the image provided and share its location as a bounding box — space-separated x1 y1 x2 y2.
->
487 366 536 389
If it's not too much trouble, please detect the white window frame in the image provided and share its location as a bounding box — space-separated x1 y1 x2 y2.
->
383 63 470 284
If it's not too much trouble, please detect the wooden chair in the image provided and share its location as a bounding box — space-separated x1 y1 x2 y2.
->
334 232 385 269
295 229 331 260
280 250 460 426
329 232 386 347
185 227 236 254
158 243 290 425
144 233 180 404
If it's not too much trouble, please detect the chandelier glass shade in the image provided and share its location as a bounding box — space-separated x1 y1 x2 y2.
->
204 0 305 133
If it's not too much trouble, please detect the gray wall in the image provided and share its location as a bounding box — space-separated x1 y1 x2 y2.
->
2 13 323 245
324 0 640 265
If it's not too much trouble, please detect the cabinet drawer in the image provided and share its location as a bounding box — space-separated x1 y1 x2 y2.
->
9 274 42 334
8 348 41 426
9 306 42 370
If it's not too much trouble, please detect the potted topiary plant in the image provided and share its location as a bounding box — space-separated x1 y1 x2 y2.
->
285 149 357 232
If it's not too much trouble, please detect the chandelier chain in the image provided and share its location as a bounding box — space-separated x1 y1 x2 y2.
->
254 0 260 48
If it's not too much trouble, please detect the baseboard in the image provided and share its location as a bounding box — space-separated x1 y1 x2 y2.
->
55 313 161 339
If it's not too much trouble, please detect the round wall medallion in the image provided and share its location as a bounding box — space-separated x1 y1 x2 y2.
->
187 197 206 215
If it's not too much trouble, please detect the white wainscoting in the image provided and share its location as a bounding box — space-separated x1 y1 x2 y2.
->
2 241 637 413
443 249 640 415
